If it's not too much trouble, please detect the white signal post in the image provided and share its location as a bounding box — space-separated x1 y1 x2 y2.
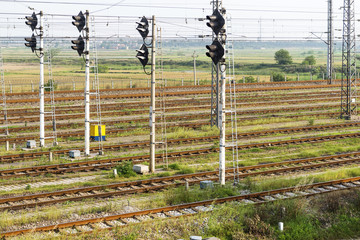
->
39 11 45 147
84 10 90 156
219 10 226 186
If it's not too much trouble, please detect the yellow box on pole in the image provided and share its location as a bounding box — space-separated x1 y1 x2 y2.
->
90 125 106 141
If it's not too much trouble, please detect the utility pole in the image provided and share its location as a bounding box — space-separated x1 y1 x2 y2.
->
25 11 45 147
84 10 90 156
135 16 156 172
192 51 198 85
149 16 156 173
71 11 88 155
340 0 356 119
219 12 226 186
327 0 334 84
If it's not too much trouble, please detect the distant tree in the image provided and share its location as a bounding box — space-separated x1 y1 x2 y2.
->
274 49 293 65
302 55 316 66
245 76 256 83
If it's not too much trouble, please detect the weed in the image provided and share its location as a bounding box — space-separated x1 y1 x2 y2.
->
308 118 315 126
177 166 195 174
168 163 181 170
156 172 172 177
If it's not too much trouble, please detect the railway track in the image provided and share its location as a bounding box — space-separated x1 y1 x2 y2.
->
4 79 339 98
2 150 360 211
0 121 359 163
0 101 341 124
0 113 355 146
0 107 339 137
1 131 360 179
1 93 341 118
4 84 342 104
2 175 360 238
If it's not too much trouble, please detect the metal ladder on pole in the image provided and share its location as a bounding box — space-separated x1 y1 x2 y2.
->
156 27 168 168
0 47 8 136
90 16 103 155
226 14 240 184
43 18 57 146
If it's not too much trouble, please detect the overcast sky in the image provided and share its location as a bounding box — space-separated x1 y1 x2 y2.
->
0 0 355 41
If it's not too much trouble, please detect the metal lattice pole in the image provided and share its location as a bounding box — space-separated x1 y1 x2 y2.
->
44 16 58 146
90 15 103 155
327 0 334 84
227 14 240 184
192 51 198 85
157 27 168 169
340 0 357 119
0 47 8 136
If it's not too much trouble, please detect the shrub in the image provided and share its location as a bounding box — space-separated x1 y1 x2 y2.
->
115 161 137 178
302 55 316 66
44 79 58 91
272 72 285 82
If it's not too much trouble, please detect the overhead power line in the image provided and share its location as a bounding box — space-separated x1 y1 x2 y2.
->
0 0 338 14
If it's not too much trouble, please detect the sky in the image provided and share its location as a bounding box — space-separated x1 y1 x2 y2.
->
0 0 355 41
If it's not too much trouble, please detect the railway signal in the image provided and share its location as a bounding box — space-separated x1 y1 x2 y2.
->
71 36 85 56
25 12 38 31
136 16 149 39
136 44 149 67
24 34 37 53
206 39 224 65
206 9 225 35
72 11 85 32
